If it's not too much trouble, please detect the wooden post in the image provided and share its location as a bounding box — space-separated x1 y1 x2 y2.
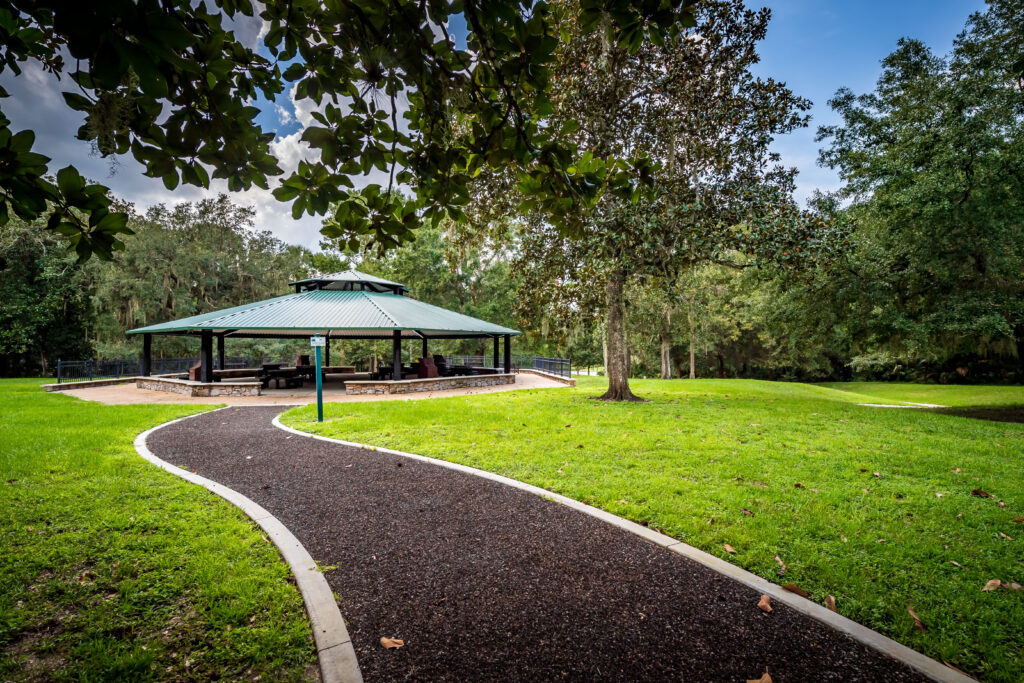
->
200 331 213 383
392 330 402 380
141 333 152 376
216 334 225 371
492 335 499 369
421 335 428 360
503 335 511 373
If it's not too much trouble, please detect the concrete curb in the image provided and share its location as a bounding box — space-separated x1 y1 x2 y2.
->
135 409 362 683
272 415 972 683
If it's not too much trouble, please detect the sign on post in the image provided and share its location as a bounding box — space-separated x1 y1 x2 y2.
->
311 335 325 422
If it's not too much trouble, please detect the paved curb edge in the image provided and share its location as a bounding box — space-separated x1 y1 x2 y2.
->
272 414 971 683
135 409 363 683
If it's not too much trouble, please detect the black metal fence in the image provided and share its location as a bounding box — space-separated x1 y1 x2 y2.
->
56 356 279 384
447 355 571 378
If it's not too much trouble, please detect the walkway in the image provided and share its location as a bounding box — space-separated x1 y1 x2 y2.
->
63 371 565 405
146 407 925 682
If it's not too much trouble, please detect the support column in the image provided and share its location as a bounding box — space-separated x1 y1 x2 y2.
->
325 335 331 367
392 330 402 380
216 334 225 371
504 335 511 373
421 335 428 360
141 333 152 376
493 335 499 369
200 331 213 383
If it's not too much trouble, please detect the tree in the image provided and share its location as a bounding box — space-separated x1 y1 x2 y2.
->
816 0 1024 373
0 0 696 261
477 0 822 399
0 217 93 375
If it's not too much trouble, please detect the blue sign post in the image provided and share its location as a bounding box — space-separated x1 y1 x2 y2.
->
311 334 325 422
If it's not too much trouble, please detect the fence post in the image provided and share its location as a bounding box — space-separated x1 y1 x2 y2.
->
88 360 94 381
57 359 62 384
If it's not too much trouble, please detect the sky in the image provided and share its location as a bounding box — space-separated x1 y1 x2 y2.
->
1 0 987 251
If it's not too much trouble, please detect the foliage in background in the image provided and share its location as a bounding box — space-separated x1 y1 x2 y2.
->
0 0 695 260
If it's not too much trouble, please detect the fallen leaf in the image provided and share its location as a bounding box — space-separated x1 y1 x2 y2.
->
825 595 837 612
380 637 404 649
873 472 881 478
782 584 809 598
997 501 1005 507
723 544 737 554
839 534 848 542
794 483 805 489
1015 517 1024 523
999 532 1013 541
971 489 991 498
935 493 943 498
950 560 962 568
741 508 754 516
576 444 584 449
774 555 787 576
907 605 926 632
746 673 772 683
953 468 962 473
616 499 628 504
859 468 868 473
757 594 772 613
876 538 887 543
982 579 1002 592
1010 582 1022 591
564 424 572 428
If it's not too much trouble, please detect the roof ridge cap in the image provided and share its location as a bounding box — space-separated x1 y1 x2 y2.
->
359 290 400 327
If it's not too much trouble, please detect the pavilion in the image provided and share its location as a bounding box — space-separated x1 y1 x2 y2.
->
127 270 520 386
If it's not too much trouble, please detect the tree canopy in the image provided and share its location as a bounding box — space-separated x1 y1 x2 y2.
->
0 0 696 261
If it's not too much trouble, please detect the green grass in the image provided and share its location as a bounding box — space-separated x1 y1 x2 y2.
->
821 381 1024 407
284 377 1024 681
0 379 317 681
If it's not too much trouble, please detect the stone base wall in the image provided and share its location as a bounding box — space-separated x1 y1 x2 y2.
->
345 373 515 395
136 377 262 397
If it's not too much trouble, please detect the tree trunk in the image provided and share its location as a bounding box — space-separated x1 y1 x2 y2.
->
687 303 696 379
659 302 671 379
716 353 726 378
598 268 641 401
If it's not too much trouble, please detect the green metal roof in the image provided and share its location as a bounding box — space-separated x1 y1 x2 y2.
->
127 289 520 338
288 269 407 293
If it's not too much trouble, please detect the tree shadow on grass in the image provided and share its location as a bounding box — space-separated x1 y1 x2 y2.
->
929 406 1024 424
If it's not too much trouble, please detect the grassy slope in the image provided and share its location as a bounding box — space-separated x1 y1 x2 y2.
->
821 381 1024 407
0 380 316 681
284 377 1024 681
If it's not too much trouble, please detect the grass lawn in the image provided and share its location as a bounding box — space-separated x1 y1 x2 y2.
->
0 379 317 681
284 377 1024 681
821 381 1024 407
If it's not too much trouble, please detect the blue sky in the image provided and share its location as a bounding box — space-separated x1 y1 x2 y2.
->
2 1 987 249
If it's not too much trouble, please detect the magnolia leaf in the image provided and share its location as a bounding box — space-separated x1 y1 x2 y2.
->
757 594 772 613
825 595 837 612
999 532 1013 541
746 673 772 683
723 543 736 554
907 605 926 632
774 555 787 576
971 489 991 498
380 637 405 649
982 579 1002 592
782 584 808 598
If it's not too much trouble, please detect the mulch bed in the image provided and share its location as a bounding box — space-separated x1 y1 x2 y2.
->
147 407 926 682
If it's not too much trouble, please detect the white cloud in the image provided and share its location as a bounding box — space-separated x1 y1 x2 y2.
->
274 102 294 125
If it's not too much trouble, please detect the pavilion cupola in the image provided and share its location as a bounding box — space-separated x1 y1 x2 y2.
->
289 269 408 295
